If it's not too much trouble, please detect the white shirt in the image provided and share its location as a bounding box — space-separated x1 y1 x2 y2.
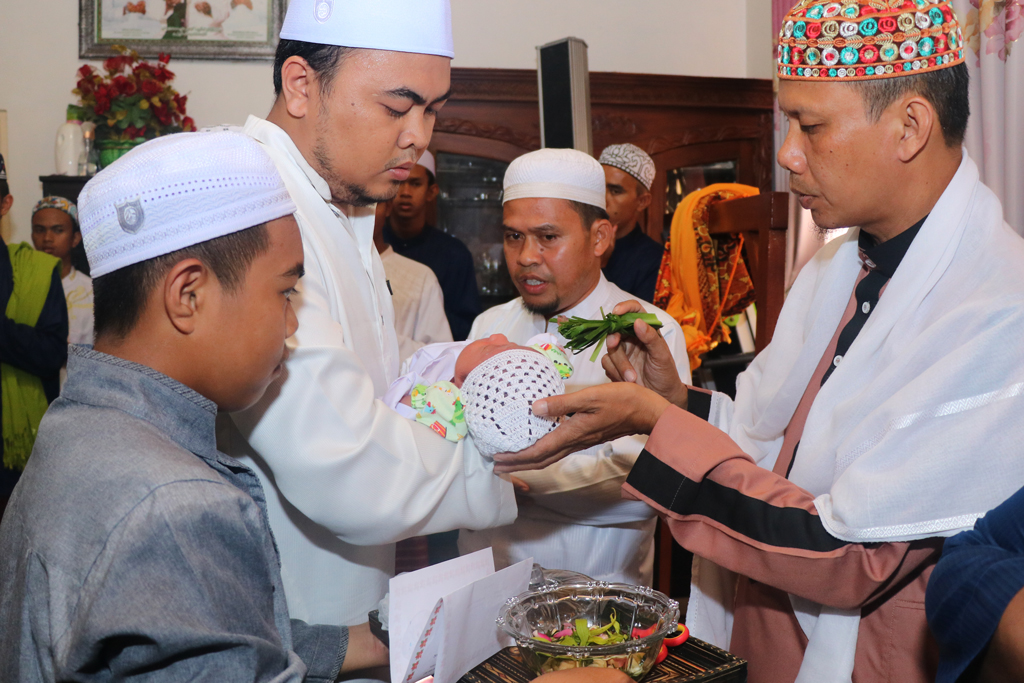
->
458 274 691 585
61 267 93 346
220 116 516 629
380 245 453 362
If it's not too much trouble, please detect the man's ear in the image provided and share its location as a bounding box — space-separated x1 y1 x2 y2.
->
0 194 13 218
163 258 210 335
895 95 936 163
636 190 652 213
592 218 616 259
71 231 82 249
427 182 440 203
279 56 315 120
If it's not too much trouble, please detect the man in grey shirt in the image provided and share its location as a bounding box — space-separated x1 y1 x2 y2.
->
0 132 386 681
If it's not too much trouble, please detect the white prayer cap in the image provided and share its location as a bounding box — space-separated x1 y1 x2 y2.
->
78 131 296 278
280 0 454 59
503 148 606 210
418 150 436 177
462 349 563 457
599 143 655 191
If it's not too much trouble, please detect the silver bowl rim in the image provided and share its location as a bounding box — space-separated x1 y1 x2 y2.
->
495 581 680 656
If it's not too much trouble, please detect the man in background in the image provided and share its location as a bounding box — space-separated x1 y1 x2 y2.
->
373 202 452 363
459 148 689 586
384 150 481 340
599 143 663 302
0 154 69 519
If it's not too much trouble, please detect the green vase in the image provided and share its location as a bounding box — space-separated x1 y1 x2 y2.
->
97 139 145 169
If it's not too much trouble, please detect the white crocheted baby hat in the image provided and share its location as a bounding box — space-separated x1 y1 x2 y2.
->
461 349 564 457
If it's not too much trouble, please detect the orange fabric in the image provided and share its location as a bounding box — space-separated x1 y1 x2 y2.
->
653 183 759 371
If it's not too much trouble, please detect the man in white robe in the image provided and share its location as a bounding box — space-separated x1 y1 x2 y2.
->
373 203 452 363
458 148 690 586
218 0 516 633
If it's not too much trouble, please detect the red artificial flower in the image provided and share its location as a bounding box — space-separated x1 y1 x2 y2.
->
76 78 93 95
112 75 137 96
152 103 173 127
158 53 171 64
141 79 163 97
181 116 195 132
77 65 94 79
152 66 175 83
173 93 188 114
124 125 140 139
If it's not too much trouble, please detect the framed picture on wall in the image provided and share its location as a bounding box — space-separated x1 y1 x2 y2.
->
79 0 285 61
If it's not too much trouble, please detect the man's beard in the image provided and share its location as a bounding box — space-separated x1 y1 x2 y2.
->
522 297 561 319
312 138 398 207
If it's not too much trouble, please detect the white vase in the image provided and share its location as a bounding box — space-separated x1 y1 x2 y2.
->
55 121 85 176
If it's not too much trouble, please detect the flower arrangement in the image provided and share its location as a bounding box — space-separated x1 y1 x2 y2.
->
72 46 195 143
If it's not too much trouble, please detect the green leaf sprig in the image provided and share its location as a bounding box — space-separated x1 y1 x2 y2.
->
553 308 664 362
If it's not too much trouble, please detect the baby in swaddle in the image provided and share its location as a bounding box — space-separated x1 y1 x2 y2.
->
382 334 573 456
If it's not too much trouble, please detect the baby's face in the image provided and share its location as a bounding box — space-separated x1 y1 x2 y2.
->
454 334 537 387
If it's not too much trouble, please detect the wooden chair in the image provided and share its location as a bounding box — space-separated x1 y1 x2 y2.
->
707 191 790 353
653 190 790 599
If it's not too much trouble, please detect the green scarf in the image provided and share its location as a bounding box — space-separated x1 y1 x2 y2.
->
2 243 60 470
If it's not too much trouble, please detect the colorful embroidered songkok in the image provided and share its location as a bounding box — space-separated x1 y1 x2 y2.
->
777 0 965 81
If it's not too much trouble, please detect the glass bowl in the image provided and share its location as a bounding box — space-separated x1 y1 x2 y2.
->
497 581 679 680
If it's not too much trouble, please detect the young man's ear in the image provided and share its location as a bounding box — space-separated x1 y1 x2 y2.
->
0 194 13 219
427 182 440 203
592 218 616 259
163 258 210 335
279 56 315 120
72 231 82 249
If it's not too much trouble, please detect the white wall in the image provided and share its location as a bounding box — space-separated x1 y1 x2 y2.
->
0 0 774 243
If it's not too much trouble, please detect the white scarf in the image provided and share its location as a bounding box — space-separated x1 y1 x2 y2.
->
687 153 1024 682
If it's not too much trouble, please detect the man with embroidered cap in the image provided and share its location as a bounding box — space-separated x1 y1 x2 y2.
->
0 154 68 522
598 143 663 302
495 2 1024 682
0 131 389 681
222 0 516 633
459 147 690 586
384 150 481 341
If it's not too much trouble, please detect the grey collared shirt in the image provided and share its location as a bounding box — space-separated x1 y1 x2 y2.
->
0 346 347 681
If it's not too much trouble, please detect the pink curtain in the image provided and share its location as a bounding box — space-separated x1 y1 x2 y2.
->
953 0 1024 234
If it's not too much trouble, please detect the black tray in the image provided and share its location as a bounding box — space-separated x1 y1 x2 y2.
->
459 637 746 682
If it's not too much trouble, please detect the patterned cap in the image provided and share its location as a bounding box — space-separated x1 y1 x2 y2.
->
777 0 965 81
503 148 606 210
599 143 655 191
32 196 79 228
462 349 564 457
78 131 296 278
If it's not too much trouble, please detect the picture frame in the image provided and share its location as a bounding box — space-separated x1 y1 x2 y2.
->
79 0 285 61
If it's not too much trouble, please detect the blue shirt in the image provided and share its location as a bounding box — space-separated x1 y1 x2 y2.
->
926 486 1024 682
0 346 347 682
602 225 664 303
383 221 481 341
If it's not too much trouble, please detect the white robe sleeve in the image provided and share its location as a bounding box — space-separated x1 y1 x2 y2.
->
230 272 516 547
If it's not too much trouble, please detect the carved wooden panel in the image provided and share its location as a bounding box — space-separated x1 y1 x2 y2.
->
432 68 775 242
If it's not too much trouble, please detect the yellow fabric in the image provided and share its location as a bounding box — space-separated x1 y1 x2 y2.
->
663 183 759 371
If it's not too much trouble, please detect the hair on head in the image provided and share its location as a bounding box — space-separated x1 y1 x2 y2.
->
849 62 970 147
93 223 270 341
273 39 351 97
0 180 8 201
567 200 610 231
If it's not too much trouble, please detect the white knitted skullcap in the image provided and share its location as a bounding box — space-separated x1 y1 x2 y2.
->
503 148 606 210
418 150 436 177
78 131 296 278
281 0 454 58
599 143 655 191
462 349 564 457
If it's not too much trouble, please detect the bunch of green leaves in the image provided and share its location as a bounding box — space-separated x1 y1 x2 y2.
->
537 610 630 647
553 309 664 361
